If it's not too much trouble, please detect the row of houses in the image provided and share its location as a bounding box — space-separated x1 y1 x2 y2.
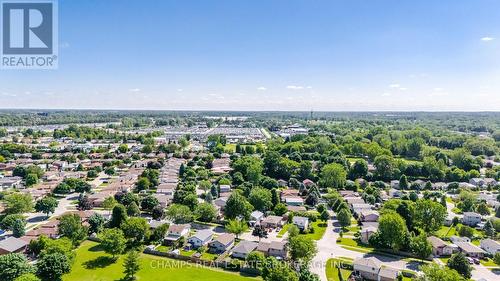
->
428 236 500 258
159 223 288 259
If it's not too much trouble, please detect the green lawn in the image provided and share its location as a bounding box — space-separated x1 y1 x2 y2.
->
337 237 374 253
277 224 290 238
277 221 327 240
325 258 352 281
302 221 328 240
436 225 456 238
64 241 259 281
480 258 499 267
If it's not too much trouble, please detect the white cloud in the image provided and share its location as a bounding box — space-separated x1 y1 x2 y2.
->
306 86 313 89
381 92 391 97
286 85 304 90
481 37 494 42
129 88 141 92
389 84 400 88
257 87 267 91
177 89 183 92
399 87 408 91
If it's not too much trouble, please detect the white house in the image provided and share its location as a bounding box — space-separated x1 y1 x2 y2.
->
249 211 264 226
188 229 213 248
0 176 23 190
164 224 191 243
462 212 482 227
480 238 500 255
292 216 309 230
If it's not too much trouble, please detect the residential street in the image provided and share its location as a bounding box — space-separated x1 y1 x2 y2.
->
310 218 415 281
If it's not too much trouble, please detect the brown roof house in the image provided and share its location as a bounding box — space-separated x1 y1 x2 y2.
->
208 233 235 254
261 215 284 229
427 236 457 257
353 257 400 281
455 242 486 258
0 237 28 255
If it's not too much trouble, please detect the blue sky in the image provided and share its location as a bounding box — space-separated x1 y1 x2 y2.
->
1 0 499 110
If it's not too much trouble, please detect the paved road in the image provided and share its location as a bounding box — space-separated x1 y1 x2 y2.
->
25 192 79 230
310 218 414 281
471 264 500 281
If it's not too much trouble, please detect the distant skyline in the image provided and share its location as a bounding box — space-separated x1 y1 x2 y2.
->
1 0 499 111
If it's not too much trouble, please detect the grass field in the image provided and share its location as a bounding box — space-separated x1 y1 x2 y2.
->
63 241 259 281
325 258 352 281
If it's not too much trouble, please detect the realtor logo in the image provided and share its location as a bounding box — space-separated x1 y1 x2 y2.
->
1 0 58 69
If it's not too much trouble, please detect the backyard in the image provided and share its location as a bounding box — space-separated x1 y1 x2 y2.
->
63 241 259 281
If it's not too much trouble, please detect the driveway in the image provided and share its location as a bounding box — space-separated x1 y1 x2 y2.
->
471 264 500 281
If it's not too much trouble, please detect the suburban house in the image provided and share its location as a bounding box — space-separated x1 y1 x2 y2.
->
480 238 500 255
353 257 400 281
450 236 471 244
268 241 287 259
359 210 380 222
249 211 264 226
284 197 304 206
188 229 213 248
0 176 23 190
231 241 258 259
360 226 377 244
0 237 28 255
164 224 191 243
462 212 482 226
208 233 235 253
455 242 486 258
292 216 309 230
427 236 456 257
219 184 231 194
261 215 284 229
257 241 288 259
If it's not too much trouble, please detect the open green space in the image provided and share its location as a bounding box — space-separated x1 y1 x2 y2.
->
63 241 259 281
325 258 352 281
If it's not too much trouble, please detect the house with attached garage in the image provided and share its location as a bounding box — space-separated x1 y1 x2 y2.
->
455 242 486 258
352 257 401 281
